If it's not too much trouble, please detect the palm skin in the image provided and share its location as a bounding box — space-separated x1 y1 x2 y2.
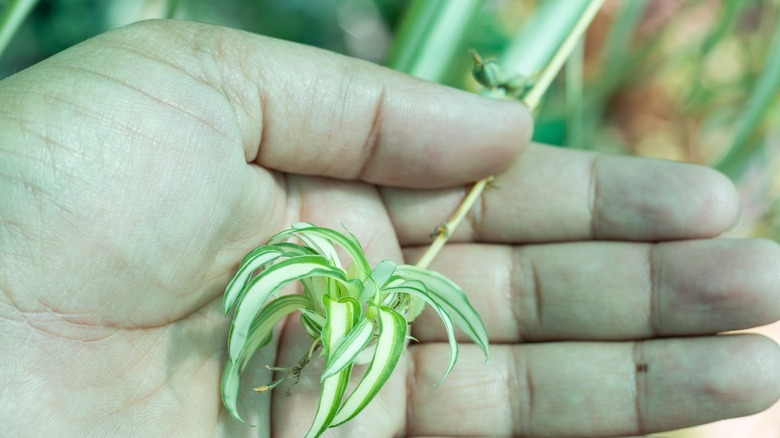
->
1 21 778 437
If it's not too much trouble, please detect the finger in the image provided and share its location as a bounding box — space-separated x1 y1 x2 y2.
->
408 335 780 437
290 174 404 265
387 144 740 243
404 238 780 343
106 21 532 188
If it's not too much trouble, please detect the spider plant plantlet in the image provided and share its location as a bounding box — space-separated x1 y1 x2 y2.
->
221 222 489 437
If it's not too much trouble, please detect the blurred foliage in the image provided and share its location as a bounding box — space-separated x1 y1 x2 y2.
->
0 0 405 77
1 0 779 242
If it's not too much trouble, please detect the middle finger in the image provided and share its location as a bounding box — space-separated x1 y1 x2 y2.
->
385 144 739 245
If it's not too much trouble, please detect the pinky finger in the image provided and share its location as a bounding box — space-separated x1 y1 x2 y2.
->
406 335 780 437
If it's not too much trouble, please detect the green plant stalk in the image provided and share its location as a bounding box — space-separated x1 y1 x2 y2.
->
521 0 605 111
387 0 485 82
416 0 605 269
566 38 585 148
0 0 39 60
715 11 780 179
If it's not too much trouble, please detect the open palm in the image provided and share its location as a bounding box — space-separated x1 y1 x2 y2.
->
1 21 778 437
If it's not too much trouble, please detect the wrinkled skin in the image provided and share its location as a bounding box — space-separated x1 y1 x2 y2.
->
1 20 779 437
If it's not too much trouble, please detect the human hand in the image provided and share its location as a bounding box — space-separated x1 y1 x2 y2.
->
0 20 777 437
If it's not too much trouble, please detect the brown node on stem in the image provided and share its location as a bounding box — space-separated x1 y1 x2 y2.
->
484 175 499 190
469 49 486 67
430 223 450 239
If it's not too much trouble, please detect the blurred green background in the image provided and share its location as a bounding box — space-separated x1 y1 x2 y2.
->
1 0 779 436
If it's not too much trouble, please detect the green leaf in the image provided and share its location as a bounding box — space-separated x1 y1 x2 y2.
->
387 0 486 84
299 307 326 328
371 260 397 287
305 296 356 438
229 255 348 362
224 243 312 315
239 241 314 265
394 265 489 361
404 293 426 322
270 223 372 281
222 294 312 425
386 281 457 384
0 0 40 59
322 317 376 380
299 308 326 340
221 360 252 426
380 279 425 323
327 276 341 300
293 227 344 269
359 260 397 304
224 247 282 315
239 294 313 372
321 297 361 350
301 275 329 312
331 307 407 426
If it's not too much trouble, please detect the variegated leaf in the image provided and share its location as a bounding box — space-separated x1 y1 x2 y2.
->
299 307 326 340
229 255 349 362
385 281 458 383
223 243 312 315
271 223 372 281
359 260 397 304
222 294 312 425
394 265 489 361
331 307 407 426
321 317 375 379
305 296 357 438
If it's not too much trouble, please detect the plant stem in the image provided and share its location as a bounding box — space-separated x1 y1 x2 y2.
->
566 38 585 148
521 0 605 111
415 177 493 269
415 0 605 269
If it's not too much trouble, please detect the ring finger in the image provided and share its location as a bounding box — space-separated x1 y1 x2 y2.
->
404 238 780 343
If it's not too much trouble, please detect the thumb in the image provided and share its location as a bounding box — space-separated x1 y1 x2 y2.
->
123 20 533 188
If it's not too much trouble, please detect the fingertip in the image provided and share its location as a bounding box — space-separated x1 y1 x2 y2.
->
487 98 534 174
740 239 780 323
648 335 780 431
724 334 780 415
368 89 533 188
653 163 740 238
691 167 741 236
662 238 780 334
594 158 742 240
473 97 533 168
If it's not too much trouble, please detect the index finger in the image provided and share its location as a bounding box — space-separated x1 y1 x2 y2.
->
117 21 533 188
